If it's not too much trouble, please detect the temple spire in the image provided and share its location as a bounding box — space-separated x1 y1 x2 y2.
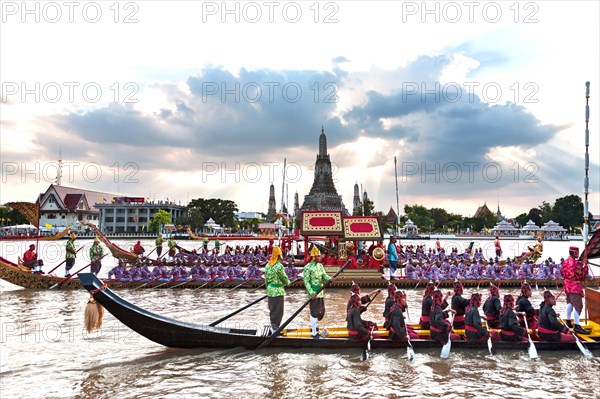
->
319 127 327 156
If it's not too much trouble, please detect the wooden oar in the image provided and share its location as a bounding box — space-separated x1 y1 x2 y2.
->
169 278 193 289
46 247 84 274
360 325 376 361
209 294 268 326
153 279 175 289
558 317 593 358
194 277 218 290
133 276 160 290
49 254 107 289
144 246 157 259
211 276 303 327
256 259 351 350
228 278 252 291
523 316 539 360
440 311 455 359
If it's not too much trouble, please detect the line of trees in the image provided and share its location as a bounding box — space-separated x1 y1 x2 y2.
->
378 194 590 233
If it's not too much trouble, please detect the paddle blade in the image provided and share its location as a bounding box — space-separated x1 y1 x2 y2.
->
528 338 539 360
360 348 369 361
407 346 416 364
440 339 451 359
487 336 496 356
575 337 594 358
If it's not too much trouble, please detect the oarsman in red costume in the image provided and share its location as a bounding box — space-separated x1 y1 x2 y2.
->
464 293 500 343
538 290 576 342
388 291 419 341
383 283 397 329
483 284 501 328
420 282 449 330
346 283 380 313
516 282 538 331
451 281 469 329
367 240 385 270
346 294 378 342
562 246 590 334
342 243 359 269
429 290 460 344
494 236 502 257
498 295 527 342
22 244 38 269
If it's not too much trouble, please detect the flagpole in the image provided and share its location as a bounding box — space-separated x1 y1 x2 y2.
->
583 82 590 243
394 156 401 236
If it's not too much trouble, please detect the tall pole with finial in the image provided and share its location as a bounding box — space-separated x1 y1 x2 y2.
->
394 156 401 235
583 82 590 243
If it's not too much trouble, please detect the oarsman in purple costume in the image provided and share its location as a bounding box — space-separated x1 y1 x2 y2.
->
284 258 300 280
346 294 378 342
420 282 450 331
405 262 417 279
535 260 551 280
466 261 481 279
429 290 460 344
226 262 244 281
383 284 397 329
498 295 527 342
482 259 498 279
446 261 458 280
206 263 218 280
537 290 576 343
190 261 209 282
215 262 228 282
108 260 129 281
130 261 144 282
518 260 534 279
151 260 171 282
139 259 153 280
430 262 442 283
245 260 264 281
483 284 501 328
516 282 538 331
464 293 500 343
451 281 470 329
171 260 189 281
502 260 517 279
389 291 419 341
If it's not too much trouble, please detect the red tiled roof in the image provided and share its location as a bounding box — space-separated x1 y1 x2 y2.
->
63 193 83 210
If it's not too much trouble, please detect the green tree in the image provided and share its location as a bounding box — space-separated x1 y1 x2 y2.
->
188 198 239 228
552 194 583 232
514 213 529 228
539 201 553 224
176 208 205 230
404 204 434 231
430 207 449 231
362 196 375 216
149 210 172 233
525 208 543 225
0 207 28 226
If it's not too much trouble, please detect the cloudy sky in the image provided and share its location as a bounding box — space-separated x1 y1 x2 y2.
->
1 1 599 219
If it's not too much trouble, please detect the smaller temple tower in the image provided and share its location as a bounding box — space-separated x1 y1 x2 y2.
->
266 184 277 220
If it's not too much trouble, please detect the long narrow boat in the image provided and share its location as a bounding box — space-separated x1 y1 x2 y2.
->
0 226 71 241
3 256 595 290
78 273 600 352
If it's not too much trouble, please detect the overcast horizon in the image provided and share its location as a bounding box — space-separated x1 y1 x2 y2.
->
1 1 599 219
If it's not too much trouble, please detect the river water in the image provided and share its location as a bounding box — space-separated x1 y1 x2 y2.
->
1 239 599 399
